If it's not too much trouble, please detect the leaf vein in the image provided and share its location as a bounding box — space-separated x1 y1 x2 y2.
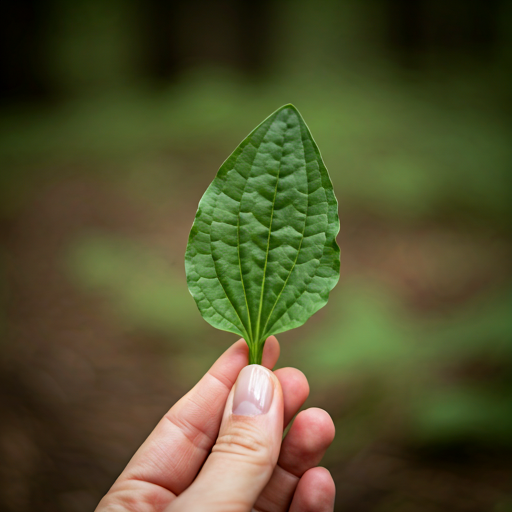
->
215 123 275 341
261 131 310 337
255 159 282 344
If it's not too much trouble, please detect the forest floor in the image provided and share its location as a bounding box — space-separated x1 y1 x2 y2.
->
1 159 511 512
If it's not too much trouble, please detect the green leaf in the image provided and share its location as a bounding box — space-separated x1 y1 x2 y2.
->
185 104 340 364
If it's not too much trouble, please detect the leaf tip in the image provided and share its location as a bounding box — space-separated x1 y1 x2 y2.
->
277 103 299 114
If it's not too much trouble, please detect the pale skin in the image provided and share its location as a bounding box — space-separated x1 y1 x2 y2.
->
96 336 336 512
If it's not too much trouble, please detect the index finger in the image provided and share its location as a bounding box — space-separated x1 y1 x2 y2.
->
114 336 280 496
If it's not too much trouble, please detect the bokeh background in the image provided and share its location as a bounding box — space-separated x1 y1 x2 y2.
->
1 1 511 511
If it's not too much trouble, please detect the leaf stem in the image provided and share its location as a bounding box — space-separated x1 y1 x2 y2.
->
248 340 265 365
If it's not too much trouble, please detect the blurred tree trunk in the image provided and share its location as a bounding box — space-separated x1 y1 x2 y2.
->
386 0 502 67
143 0 272 81
0 0 47 100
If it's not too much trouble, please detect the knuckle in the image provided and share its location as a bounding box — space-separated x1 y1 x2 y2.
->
96 494 138 512
213 421 274 469
96 482 159 512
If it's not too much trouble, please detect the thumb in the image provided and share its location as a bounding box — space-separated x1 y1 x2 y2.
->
167 364 283 512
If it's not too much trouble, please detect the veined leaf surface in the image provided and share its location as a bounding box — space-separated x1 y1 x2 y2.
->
185 104 340 363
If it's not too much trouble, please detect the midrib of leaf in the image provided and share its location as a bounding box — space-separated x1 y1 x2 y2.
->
255 160 282 344
261 132 309 338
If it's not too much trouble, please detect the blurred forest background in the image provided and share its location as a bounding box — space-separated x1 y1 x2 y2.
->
0 1 511 511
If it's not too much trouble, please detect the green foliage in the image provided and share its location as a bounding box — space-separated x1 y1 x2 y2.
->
185 105 340 364
1 70 510 224
293 280 512 449
65 233 202 337
294 281 418 378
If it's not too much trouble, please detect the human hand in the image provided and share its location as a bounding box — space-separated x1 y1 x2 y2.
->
96 336 336 512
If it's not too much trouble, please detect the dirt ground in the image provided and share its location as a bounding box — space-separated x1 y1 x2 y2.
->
1 173 511 512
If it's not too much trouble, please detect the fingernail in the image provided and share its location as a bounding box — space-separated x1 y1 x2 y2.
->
232 365 273 416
